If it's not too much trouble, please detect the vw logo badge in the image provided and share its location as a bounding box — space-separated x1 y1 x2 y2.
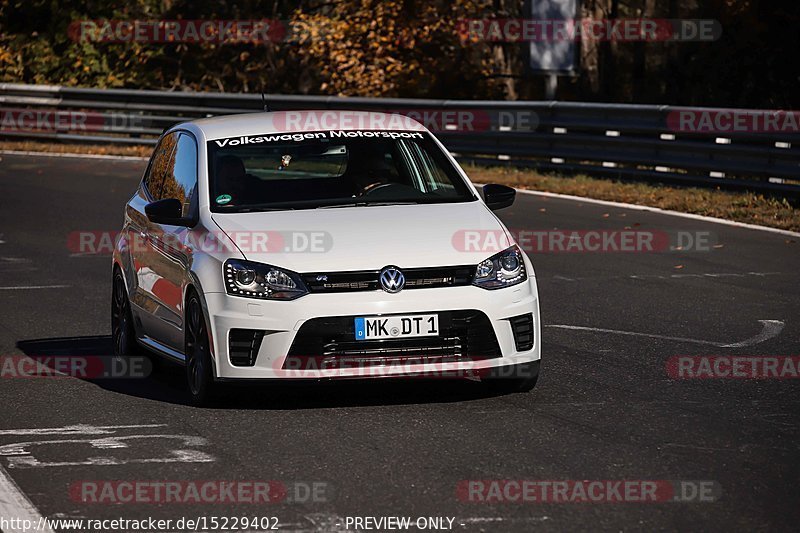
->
379 266 405 293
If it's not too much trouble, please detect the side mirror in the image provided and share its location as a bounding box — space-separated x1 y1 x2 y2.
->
145 198 190 226
483 184 516 210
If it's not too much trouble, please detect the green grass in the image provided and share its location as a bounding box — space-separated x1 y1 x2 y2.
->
466 164 800 233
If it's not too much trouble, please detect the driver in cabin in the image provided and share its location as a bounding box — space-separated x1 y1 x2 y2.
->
347 148 394 196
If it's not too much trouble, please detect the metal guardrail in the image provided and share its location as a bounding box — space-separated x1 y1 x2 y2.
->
1 83 798 197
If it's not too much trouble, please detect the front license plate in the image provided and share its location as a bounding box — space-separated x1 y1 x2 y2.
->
354 314 439 340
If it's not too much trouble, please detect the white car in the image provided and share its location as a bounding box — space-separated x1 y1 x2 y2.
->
112 111 541 404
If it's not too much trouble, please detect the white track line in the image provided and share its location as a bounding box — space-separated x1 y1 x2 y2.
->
546 324 723 347
0 424 165 437
722 320 785 348
0 150 147 162
515 189 800 238
546 319 784 348
0 464 55 533
0 285 70 291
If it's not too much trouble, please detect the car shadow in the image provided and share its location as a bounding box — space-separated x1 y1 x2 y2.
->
15 336 509 410
16 335 189 404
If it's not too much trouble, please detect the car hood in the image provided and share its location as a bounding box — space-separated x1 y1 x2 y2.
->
210 201 510 272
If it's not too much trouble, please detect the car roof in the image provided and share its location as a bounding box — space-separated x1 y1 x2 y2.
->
186 110 428 141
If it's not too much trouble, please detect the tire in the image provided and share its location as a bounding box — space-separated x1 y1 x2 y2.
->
484 359 540 393
112 269 137 359
185 291 216 406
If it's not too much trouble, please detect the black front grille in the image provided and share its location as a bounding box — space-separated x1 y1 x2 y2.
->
229 329 266 367
508 313 534 352
301 266 475 293
284 310 500 369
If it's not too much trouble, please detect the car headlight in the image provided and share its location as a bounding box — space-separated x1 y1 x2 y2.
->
224 259 308 300
472 245 527 290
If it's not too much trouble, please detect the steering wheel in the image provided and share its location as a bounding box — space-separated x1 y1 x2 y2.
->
359 182 394 196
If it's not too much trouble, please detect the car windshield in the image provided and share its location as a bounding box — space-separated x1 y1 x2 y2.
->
207 130 476 212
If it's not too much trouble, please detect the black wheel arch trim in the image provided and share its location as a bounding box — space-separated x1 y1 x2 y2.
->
185 270 218 379
112 261 142 341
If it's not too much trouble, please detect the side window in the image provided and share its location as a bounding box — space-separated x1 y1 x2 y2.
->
159 133 198 218
144 133 178 199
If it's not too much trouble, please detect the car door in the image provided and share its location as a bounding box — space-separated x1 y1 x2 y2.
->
143 132 199 352
127 132 179 342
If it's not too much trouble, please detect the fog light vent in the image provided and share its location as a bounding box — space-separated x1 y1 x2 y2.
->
229 329 265 367
508 314 534 352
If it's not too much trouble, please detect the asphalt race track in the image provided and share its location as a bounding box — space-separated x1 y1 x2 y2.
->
0 152 799 532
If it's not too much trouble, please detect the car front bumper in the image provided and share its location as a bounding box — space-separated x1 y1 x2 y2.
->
204 277 541 380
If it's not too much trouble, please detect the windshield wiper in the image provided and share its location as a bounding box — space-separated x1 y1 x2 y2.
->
218 200 424 212
218 205 297 213
366 201 422 206
315 202 367 209
316 201 421 209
